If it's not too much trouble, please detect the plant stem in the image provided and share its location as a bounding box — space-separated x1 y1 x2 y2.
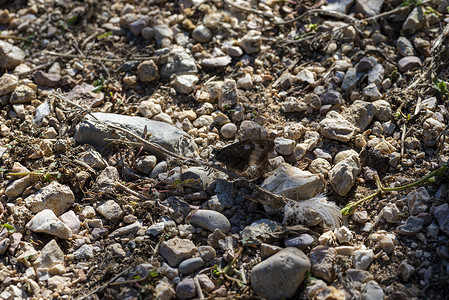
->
341 164 448 215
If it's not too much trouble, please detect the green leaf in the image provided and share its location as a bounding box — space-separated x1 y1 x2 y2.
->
1 223 15 233
66 15 79 27
97 31 112 39
149 270 159 278
133 275 142 280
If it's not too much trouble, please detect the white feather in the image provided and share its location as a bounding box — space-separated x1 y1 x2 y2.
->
283 194 342 229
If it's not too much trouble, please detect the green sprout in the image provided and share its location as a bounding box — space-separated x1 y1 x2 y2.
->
401 0 423 7
342 164 448 215
1 223 15 233
97 31 112 39
433 78 449 95
424 6 442 17
93 75 108 93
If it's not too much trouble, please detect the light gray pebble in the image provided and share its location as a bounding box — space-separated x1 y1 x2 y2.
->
176 277 196 299
192 25 212 43
185 209 231 233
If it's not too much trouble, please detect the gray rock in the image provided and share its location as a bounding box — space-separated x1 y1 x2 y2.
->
352 249 374 270
74 112 198 159
162 196 191 224
154 25 173 45
96 200 123 221
342 100 376 131
150 162 168 178
201 56 232 68
308 158 332 176
355 0 384 16
274 137 296 155
296 69 315 85
34 239 64 269
196 274 215 291
313 148 332 162
5 175 35 200
321 0 354 13
24 181 75 216
181 167 214 190
155 280 176 300
373 100 392 122
397 36 415 56
285 234 315 250
109 221 142 238
363 83 382 101
261 163 326 200
26 209 72 239
78 149 107 170
137 60 158 82
160 47 198 78
361 280 384 300
238 120 269 139
434 204 449 235
240 219 282 245
396 216 424 235
329 155 361 196
227 45 243 57
407 187 430 215
129 18 146 36
367 64 385 86
33 71 60 87
179 257 204 274
320 111 356 142
356 57 377 73
341 68 362 92
0 40 25 69
73 244 95 260
218 79 238 110
198 245 216 261
158 262 179 280
403 6 425 35
134 155 157 174
0 73 18 96
0 238 9 255
9 85 36 104
398 261 415 281
185 209 230 233
176 278 196 299
93 166 120 192
160 238 197 267
280 97 307 113
173 74 198 94
346 269 374 283
398 56 422 73
59 210 81 234
241 30 261 54
310 246 337 282
251 247 311 300
277 72 295 90
237 73 253 90
320 90 344 107
141 27 155 40
220 123 238 138
192 25 212 42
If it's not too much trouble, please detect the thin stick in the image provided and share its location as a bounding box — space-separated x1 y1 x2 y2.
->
193 277 205 299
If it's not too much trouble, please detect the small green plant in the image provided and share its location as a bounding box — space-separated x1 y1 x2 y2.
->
19 34 35 49
424 6 442 17
97 31 112 39
93 75 108 93
1 223 15 233
401 0 423 7
342 164 448 215
305 23 318 32
433 78 449 95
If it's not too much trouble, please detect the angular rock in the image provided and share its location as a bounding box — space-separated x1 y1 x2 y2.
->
0 73 18 96
9 85 36 104
33 239 64 269
173 74 198 94
218 79 238 110
309 246 337 282
59 210 81 234
261 163 326 200
434 204 449 235
407 187 430 215
329 155 361 196
0 40 25 69
92 166 119 193
137 60 158 82
24 181 75 216
201 56 232 68
251 247 311 300
160 47 198 78
341 100 375 131
74 112 198 159
396 216 423 235
96 200 123 221
241 30 261 54
26 209 72 239
320 111 356 142
33 71 60 87
109 221 141 238
160 237 197 267
352 249 374 270
355 0 384 16
240 219 282 245
162 196 191 224
176 278 196 299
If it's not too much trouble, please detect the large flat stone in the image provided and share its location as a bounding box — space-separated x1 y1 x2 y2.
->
74 112 197 159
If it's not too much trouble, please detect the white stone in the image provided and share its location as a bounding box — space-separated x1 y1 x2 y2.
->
352 249 374 270
26 209 72 239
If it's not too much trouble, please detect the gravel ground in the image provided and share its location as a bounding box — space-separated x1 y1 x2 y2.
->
0 0 449 299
